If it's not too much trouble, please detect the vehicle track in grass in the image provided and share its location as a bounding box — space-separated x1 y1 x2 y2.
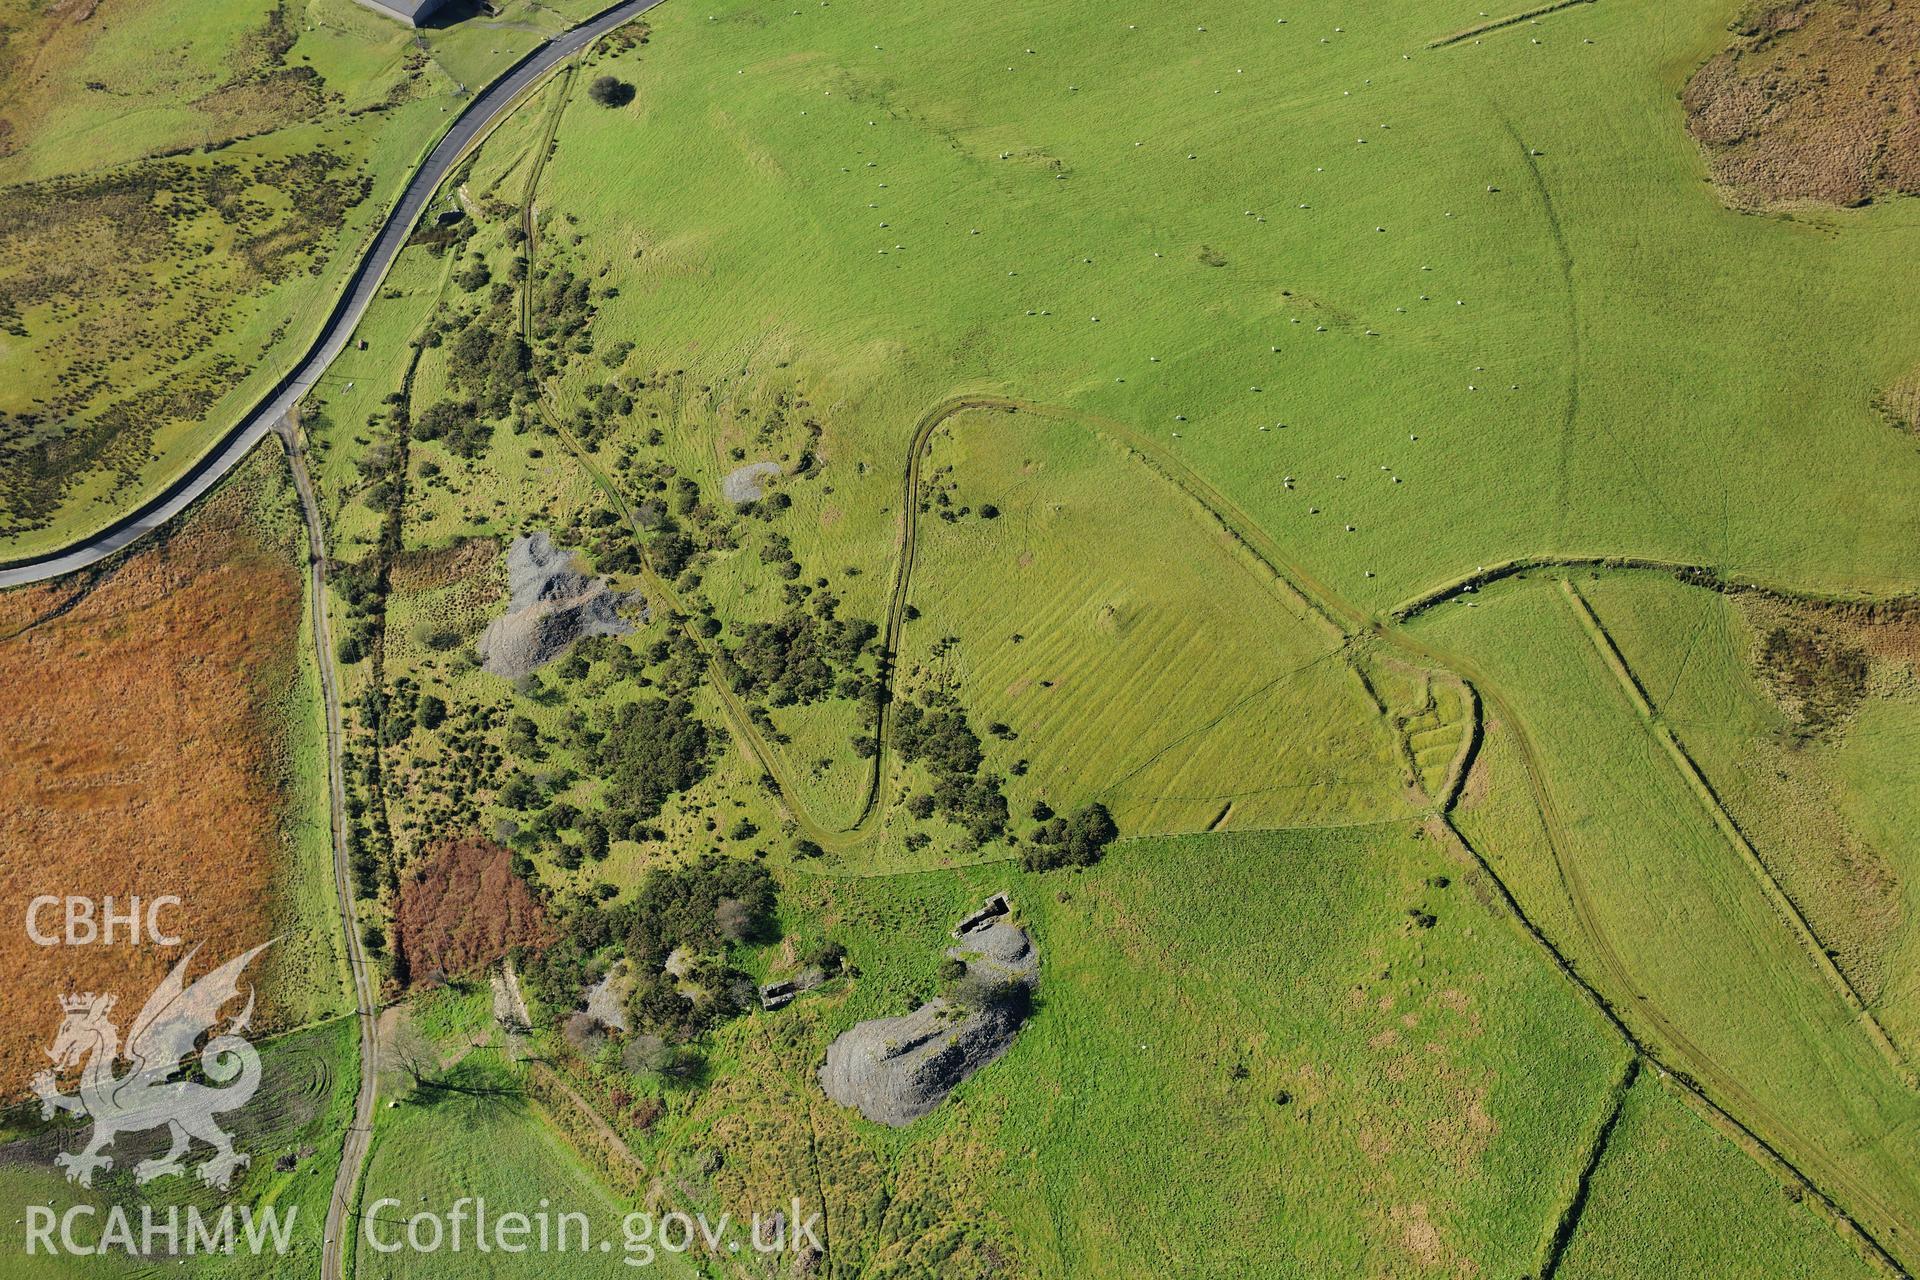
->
291 200 462 1280
1033 422 1920 1271
1496 111 1585 548
519 61 578 351
10 0 1906 1262
515 54 872 852
1437 802 1910 1277
1561 577 1915 1087
29 322 1907 1269
19 55 1914 1250
542 391 1382 853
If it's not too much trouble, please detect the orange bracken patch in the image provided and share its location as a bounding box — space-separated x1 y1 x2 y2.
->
1684 0 1920 208
393 835 551 984
0 483 300 1093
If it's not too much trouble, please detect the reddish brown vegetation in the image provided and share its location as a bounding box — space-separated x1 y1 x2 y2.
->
1685 0 1920 208
394 835 551 984
0 477 299 1091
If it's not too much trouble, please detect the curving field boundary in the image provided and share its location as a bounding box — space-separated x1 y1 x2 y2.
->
1392 553 1920 621
845 398 1920 1272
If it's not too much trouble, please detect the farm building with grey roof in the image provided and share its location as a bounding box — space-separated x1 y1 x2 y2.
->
354 0 455 26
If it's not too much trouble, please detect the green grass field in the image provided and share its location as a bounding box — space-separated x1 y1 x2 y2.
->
1577 571 1920 1060
352 1051 700 1279
66 0 1918 1274
529 0 1920 621
1557 1070 1876 1280
245 444 356 1025
1409 573 1920 1264
888 409 1406 837
571 823 1631 1276
958 824 1622 1276
610 822 1886 1277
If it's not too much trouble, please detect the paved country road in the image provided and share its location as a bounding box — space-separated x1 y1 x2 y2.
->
0 0 666 591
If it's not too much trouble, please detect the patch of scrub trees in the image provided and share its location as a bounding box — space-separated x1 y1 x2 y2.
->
525 855 777 1048
594 695 711 829
880 678 1119 864
636 472 706 579
585 381 829 597
346 691 510 903
397 702 510 851
405 239 603 452
890 688 1013 848
529 265 596 363
916 463 998 524
329 550 387 667
574 463 703 579
326 378 438 663
559 380 636 448
486 619 710 807
491 679 712 875
588 76 635 108
412 398 493 460
1021 800 1118 872
719 589 881 709
434 307 528 425
589 464 889 747
412 213 606 468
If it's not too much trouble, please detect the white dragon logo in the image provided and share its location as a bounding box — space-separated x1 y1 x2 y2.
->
32 941 271 1190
